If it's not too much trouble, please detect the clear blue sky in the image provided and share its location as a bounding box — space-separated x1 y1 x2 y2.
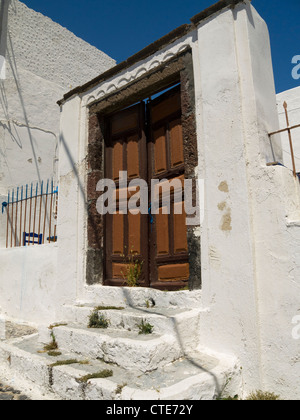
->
21 0 300 94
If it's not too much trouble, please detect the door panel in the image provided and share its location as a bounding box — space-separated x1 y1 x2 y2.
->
112 141 123 181
156 209 169 256
105 103 148 287
112 212 124 255
148 86 190 290
170 119 184 168
127 135 140 179
158 263 189 282
154 127 168 175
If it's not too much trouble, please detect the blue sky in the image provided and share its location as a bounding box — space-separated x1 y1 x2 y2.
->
21 0 300 94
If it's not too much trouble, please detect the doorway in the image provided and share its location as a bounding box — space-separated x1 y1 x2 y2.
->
104 85 190 290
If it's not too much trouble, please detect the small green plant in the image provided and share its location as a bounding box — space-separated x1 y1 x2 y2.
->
217 395 239 401
94 306 125 311
49 323 67 330
88 310 110 329
50 359 89 368
137 319 154 335
116 383 127 395
43 331 58 352
77 370 113 383
121 247 143 287
246 390 280 401
47 351 62 357
145 298 155 308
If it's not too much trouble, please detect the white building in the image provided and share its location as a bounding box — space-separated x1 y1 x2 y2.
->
0 0 300 401
0 0 115 195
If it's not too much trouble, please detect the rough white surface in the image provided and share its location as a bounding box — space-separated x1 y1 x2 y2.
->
82 285 202 309
0 333 240 400
0 0 115 194
0 317 5 340
0 245 58 324
196 3 300 400
7 1 115 91
54 325 182 373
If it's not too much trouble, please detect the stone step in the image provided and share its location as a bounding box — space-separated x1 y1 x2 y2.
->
80 286 202 310
0 334 241 400
61 305 204 349
52 325 183 372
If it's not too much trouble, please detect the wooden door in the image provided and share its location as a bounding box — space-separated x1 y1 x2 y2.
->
148 86 190 290
104 103 149 287
104 85 190 290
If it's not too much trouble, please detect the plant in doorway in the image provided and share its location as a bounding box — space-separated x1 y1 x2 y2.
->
121 247 144 288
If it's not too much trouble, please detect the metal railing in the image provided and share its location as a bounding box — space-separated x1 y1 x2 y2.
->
269 101 300 178
1 180 58 248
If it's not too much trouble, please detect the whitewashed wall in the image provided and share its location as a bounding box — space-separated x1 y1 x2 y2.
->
0 244 58 324
0 0 115 195
0 0 114 319
196 3 300 399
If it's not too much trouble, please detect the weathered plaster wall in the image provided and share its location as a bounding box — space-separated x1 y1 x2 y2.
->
0 0 115 194
197 2 300 399
0 0 114 318
277 86 300 173
0 244 58 324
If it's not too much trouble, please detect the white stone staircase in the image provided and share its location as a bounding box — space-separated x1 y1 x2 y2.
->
0 288 241 400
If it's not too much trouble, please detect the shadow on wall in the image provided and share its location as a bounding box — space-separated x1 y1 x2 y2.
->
5 31 42 185
122 287 225 398
57 132 225 395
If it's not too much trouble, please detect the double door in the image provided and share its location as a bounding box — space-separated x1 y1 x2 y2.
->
104 86 190 290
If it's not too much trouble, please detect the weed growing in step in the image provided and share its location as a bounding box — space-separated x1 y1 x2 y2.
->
50 359 89 368
88 310 109 329
116 383 128 395
137 319 154 335
43 331 58 352
121 247 144 287
145 298 155 308
94 306 125 311
77 370 113 383
246 391 280 401
218 391 281 401
47 351 62 357
48 323 67 330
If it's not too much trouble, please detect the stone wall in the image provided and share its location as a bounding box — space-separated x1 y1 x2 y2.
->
0 0 115 194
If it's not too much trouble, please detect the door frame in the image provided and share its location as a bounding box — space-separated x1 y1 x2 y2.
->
86 49 201 290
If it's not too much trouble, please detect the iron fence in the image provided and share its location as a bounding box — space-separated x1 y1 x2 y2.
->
1 180 58 248
269 101 300 179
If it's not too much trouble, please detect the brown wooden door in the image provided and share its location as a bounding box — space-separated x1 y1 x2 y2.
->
104 85 189 290
104 103 149 287
148 86 190 290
